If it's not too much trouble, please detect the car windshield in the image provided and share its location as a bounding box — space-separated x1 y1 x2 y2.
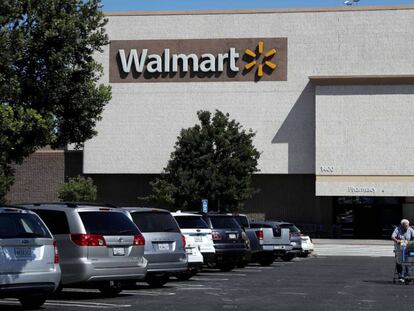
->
280 224 301 233
132 212 180 233
79 212 140 235
210 216 241 229
0 212 51 239
175 216 209 229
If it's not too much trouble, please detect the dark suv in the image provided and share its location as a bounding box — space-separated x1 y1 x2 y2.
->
201 214 247 272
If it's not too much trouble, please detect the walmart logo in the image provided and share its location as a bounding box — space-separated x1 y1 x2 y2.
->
111 38 286 83
244 41 277 78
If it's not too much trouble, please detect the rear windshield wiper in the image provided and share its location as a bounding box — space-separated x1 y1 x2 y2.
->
163 228 178 232
117 230 137 235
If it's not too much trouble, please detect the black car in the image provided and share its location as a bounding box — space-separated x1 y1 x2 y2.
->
200 213 248 272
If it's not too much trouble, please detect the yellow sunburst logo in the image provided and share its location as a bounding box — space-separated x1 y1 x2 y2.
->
244 40 277 78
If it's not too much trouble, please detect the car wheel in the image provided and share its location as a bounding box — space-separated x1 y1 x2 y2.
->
236 261 248 268
218 264 235 272
258 257 275 266
282 253 295 262
19 295 47 309
146 274 170 288
99 285 123 297
176 271 194 281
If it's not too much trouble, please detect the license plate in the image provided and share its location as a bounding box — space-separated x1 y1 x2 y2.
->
194 236 203 242
113 248 125 256
229 234 237 239
158 243 169 251
275 245 285 250
15 247 32 257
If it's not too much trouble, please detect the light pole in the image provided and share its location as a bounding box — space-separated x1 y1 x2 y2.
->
344 0 360 6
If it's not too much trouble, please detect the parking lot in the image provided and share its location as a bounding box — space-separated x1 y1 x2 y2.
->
2 255 414 311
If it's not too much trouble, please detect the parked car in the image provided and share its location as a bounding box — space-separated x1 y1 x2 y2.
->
299 234 314 257
271 221 304 257
0 206 61 309
228 214 255 266
233 214 295 266
251 221 296 262
123 208 188 286
172 211 216 266
21 203 147 296
172 212 214 278
200 213 247 272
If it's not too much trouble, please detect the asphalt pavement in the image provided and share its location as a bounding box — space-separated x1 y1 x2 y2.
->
1 255 414 311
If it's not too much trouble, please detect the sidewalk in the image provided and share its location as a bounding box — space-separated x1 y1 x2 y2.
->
313 239 391 246
313 239 394 257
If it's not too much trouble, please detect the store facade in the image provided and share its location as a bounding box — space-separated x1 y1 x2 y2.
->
8 5 414 237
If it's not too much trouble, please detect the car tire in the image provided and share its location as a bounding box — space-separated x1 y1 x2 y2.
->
281 253 295 262
176 271 194 281
258 257 275 266
218 264 235 272
99 286 123 297
236 261 248 268
19 295 48 309
146 274 170 288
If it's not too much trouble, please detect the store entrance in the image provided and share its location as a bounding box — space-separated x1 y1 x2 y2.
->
333 197 402 239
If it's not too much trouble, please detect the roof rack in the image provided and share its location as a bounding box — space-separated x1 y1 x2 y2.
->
0 205 29 211
19 202 119 208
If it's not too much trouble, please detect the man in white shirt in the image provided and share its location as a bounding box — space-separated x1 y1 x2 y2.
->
391 219 414 282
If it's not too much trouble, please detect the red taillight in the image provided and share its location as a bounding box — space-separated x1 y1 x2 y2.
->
70 234 106 246
133 234 145 246
212 231 222 240
255 229 264 240
182 235 186 249
53 240 59 264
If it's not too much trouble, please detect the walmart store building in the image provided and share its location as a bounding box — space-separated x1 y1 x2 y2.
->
7 5 414 238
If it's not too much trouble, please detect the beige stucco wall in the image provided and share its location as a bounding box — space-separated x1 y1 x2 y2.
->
315 84 414 196
83 7 414 175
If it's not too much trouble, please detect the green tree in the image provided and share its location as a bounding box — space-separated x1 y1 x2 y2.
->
58 175 97 202
0 105 54 203
0 0 111 202
148 110 261 212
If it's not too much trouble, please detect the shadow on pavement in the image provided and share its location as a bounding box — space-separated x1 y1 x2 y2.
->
363 280 395 285
50 290 134 300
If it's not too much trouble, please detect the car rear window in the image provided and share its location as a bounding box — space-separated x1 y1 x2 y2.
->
210 216 241 229
32 210 70 235
250 223 274 229
280 224 300 233
79 212 140 235
175 216 209 229
0 213 51 239
234 216 249 228
131 212 180 233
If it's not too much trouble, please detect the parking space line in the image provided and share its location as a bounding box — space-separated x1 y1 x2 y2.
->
233 269 262 272
200 273 247 276
177 287 221 290
168 283 205 287
0 299 131 309
48 299 131 308
191 277 229 281
123 290 176 296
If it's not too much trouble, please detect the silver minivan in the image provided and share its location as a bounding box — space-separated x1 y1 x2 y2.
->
22 203 147 296
0 206 61 309
123 208 188 287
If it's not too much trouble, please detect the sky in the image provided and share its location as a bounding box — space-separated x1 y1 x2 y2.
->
101 0 414 12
